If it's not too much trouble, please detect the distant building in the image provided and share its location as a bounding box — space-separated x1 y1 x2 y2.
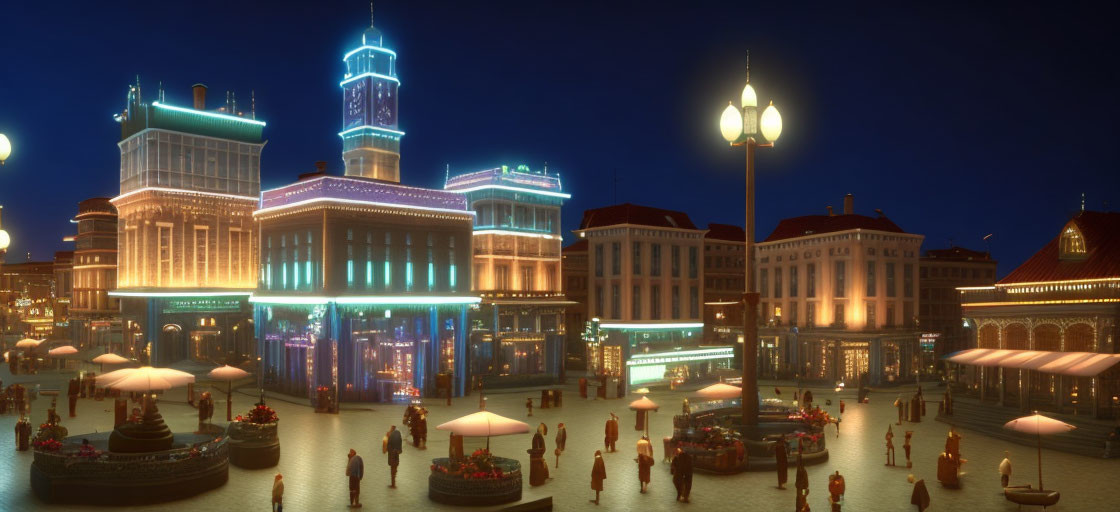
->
703 224 746 348
960 211 1120 418
756 194 924 385
919 246 996 370
562 239 589 369
254 23 476 403
111 80 264 365
0 261 55 339
444 164 571 387
70 198 121 351
52 251 73 340
574 203 729 390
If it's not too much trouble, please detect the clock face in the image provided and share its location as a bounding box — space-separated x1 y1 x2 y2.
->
343 80 368 129
373 80 396 127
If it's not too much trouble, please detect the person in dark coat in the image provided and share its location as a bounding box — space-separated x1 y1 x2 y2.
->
526 397 534 416
386 425 402 488
795 451 809 511
590 450 606 504
197 392 214 432
802 390 813 408
828 470 845 512
604 413 619 452
417 408 428 449
885 425 896 466
346 448 364 507
67 377 80 417
636 435 654 493
555 423 567 468
671 448 694 502
775 435 789 489
909 475 930 511
15 415 31 451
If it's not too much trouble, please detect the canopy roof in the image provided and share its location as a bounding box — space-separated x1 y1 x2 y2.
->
945 349 1120 377
695 383 743 399
629 396 660 411
435 411 529 437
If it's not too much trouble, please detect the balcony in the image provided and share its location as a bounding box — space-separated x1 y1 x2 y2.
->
960 280 1120 306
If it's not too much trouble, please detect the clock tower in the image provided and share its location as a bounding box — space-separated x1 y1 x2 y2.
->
340 25 403 182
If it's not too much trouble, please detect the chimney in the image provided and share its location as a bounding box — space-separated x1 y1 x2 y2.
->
192 84 207 110
826 206 835 217
843 193 854 215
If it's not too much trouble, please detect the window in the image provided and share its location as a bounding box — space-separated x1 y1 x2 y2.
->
807 302 816 327
788 302 798 326
903 301 914 327
774 268 783 299
866 302 876 329
760 268 769 298
366 233 373 289
886 303 895 327
919 266 928 279
866 261 876 297
594 244 604 277
807 263 816 297
1060 225 1086 257
789 266 798 297
521 266 534 291
347 229 355 287
650 285 661 319
449 236 457 291
671 246 681 278
157 224 172 286
632 285 642 319
428 234 435 291
194 226 208 286
690 286 699 319
904 263 914 298
611 284 621 319
611 242 621 276
886 262 896 298
405 233 414 291
834 261 845 298
671 285 681 319
650 245 662 276
689 246 698 278
834 303 845 326
495 265 510 289
595 285 604 317
384 232 392 289
632 242 642 275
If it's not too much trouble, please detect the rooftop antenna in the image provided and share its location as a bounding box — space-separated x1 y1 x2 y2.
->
543 161 549 175
445 163 450 185
1081 193 1086 212
232 91 238 116
745 49 750 83
371 0 375 27
251 90 256 120
158 81 164 102
135 74 141 103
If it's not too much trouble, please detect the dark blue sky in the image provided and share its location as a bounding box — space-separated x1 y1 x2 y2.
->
1 1 1117 276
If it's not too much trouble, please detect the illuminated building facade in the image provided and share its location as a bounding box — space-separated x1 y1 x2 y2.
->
702 224 746 348
0 261 56 339
255 24 476 403
919 246 996 372
574 204 727 389
756 195 924 385
959 210 1120 418
52 251 73 339
562 239 589 369
340 26 402 182
70 198 122 350
111 81 264 365
444 164 570 387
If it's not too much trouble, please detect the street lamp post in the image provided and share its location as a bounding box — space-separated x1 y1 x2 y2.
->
719 54 783 426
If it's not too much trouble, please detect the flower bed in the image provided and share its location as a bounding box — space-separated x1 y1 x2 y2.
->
228 403 280 469
672 426 748 473
429 453 522 506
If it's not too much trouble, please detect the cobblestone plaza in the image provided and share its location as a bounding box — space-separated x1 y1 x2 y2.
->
1 373 1115 511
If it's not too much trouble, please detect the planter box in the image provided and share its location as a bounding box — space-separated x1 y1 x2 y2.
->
429 457 522 506
227 421 280 469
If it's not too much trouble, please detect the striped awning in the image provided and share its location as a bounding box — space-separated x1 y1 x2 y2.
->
944 349 1120 377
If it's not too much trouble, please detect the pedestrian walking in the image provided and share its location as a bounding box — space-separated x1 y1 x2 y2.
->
895 395 904 425
904 431 913 468
15 415 31 451
417 408 428 449
346 448 364 508
885 425 896 466
197 392 214 432
908 475 930 511
555 422 567 468
827 470 845 512
272 473 284 512
636 435 654 493
604 413 619 452
526 397 534 417
671 447 693 502
67 376 80 417
385 425 403 488
839 400 845 414
998 451 1011 487
775 434 789 489
590 450 607 504
803 390 814 409
795 451 809 511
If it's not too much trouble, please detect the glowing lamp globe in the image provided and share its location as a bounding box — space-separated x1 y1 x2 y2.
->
0 230 9 251
0 134 10 165
720 103 743 142
760 101 783 143
741 83 758 108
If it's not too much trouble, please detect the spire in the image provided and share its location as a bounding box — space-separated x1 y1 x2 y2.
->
1081 192 1086 212
445 163 450 185
370 0 375 28
251 90 256 120
745 50 750 84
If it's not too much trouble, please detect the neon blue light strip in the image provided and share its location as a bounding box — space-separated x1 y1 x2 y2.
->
253 197 474 217
428 263 435 290
449 264 457 290
152 101 266 126
448 184 570 199
384 262 391 287
338 125 405 137
406 262 414 290
305 262 312 286
248 295 481 305
340 72 400 87
343 45 398 61
109 291 252 298
626 347 735 366
598 322 704 330
347 260 354 285
473 229 558 239
366 261 373 287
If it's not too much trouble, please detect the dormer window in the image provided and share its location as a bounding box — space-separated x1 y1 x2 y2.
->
1060 224 1087 259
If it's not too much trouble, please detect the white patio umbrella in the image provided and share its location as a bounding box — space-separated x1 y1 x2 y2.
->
1003 413 1076 490
629 396 660 435
436 410 530 450
91 353 130 372
695 383 743 400
208 365 251 421
15 338 44 348
96 366 195 392
48 345 78 356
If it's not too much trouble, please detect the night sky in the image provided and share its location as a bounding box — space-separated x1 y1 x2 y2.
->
1 1 1117 277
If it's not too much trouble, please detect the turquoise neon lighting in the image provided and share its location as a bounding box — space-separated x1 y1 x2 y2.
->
248 295 482 305
347 260 354 286
343 45 398 61
266 263 272 289
629 364 667 385
253 197 472 218
305 262 312 286
366 261 373 287
384 262 391 287
338 125 406 137
109 291 252 298
428 263 435 290
282 264 288 289
448 184 570 199
599 322 704 330
626 347 735 366
293 262 300 289
472 229 557 239
449 264 457 290
340 72 400 87
151 101 266 126
406 262 414 291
